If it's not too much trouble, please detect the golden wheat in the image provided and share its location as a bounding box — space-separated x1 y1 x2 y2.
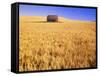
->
19 16 96 71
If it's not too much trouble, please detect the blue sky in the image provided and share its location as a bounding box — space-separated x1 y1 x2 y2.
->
19 4 96 21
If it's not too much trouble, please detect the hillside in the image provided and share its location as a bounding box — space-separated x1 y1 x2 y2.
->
19 16 96 71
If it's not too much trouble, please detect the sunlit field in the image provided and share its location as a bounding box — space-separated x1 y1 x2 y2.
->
19 16 96 72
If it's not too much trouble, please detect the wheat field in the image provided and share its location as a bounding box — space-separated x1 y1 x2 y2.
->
19 16 96 72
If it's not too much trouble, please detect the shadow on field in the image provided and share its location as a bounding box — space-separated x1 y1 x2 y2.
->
23 21 63 23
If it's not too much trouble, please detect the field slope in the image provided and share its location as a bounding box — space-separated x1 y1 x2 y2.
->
19 16 96 71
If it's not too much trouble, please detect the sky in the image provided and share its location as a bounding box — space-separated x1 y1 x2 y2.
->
19 4 96 21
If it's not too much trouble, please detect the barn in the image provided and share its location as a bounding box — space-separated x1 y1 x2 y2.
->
47 15 58 22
